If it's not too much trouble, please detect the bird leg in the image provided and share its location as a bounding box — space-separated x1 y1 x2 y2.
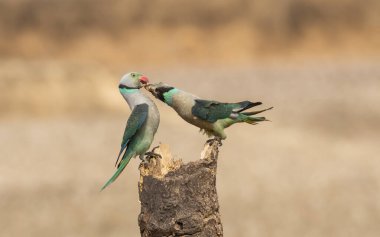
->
206 137 223 146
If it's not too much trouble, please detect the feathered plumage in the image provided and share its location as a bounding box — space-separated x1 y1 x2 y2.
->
101 73 159 190
145 82 271 140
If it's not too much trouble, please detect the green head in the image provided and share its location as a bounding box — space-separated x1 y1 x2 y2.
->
119 72 149 94
145 82 178 105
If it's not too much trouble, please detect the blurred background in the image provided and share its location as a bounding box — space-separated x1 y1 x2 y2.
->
0 0 379 236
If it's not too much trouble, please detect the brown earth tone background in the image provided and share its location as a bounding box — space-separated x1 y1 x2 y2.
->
0 0 379 236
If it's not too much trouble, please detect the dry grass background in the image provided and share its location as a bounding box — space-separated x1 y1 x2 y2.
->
0 0 380 236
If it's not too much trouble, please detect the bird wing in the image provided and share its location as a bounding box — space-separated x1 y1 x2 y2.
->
115 103 148 167
192 99 262 123
192 99 234 123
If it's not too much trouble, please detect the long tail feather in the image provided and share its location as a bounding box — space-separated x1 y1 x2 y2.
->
101 152 134 191
114 144 127 167
221 115 267 128
235 101 262 113
244 116 268 124
249 116 267 121
242 106 273 116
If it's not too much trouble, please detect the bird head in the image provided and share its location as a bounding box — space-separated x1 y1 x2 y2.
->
145 82 175 102
119 72 149 93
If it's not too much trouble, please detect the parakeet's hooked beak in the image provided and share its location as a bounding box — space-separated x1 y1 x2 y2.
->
144 83 174 102
139 75 149 85
144 83 157 96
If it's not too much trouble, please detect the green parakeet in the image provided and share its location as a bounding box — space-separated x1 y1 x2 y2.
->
145 82 271 142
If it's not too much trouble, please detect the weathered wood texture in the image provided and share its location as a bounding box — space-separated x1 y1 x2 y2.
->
138 141 223 237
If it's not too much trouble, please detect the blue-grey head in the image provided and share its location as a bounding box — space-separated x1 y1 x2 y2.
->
145 82 178 105
119 72 149 94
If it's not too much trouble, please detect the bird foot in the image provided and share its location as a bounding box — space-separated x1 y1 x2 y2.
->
206 137 223 146
144 152 162 160
141 146 162 164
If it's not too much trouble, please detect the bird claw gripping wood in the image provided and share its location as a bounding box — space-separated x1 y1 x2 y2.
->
143 146 162 162
206 137 223 146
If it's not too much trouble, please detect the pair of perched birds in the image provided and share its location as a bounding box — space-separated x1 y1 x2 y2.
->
102 72 272 190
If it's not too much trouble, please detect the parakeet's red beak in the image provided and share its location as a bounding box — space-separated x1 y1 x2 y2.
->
139 75 149 84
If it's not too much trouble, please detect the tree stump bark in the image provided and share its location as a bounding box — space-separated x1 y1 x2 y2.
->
138 141 223 237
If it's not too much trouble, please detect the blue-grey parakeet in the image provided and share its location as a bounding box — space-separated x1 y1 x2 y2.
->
101 72 159 190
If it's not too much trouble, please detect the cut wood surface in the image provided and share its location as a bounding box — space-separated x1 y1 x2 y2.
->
138 141 223 237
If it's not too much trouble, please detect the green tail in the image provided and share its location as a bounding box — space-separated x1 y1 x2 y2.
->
242 106 273 116
243 115 267 125
101 151 135 191
221 114 268 128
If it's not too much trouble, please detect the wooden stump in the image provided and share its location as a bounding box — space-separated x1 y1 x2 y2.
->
138 141 223 237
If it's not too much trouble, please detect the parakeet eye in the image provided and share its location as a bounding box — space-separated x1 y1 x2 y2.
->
131 73 136 77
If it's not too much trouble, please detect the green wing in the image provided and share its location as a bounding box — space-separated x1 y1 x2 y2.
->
192 99 261 123
115 103 148 167
192 99 233 123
